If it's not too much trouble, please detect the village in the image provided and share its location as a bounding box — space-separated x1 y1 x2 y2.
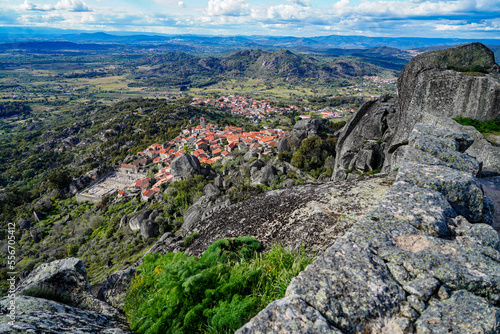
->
190 95 347 120
77 93 359 204
78 115 290 203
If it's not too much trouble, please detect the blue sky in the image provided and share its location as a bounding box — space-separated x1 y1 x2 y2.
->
1 0 499 38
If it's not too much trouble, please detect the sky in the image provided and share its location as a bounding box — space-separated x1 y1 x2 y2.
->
1 0 499 38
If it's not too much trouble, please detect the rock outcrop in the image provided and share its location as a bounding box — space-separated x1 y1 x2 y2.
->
334 43 500 180
180 183 230 235
0 296 130 334
170 153 201 180
187 174 394 256
0 257 129 333
278 118 321 153
128 209 160 239
15 257 120 317
238 123 499 333
397 43 500 123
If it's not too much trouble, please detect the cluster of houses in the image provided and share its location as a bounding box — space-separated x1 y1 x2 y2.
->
118 117 289 201
191 95 301 120
192 95 351 121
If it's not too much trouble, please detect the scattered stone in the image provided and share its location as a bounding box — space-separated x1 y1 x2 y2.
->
204 183 221 199
128 209 152 231
244 151 259 161
281 179 296 188
30 230 41 243
213 174 224 188
119 214 128 229
403 276 440 302
33 211 43 223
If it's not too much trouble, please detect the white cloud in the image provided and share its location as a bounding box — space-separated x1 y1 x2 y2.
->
207 0 249 16
22 0 55 11
153 0 186 8
56 0 92 12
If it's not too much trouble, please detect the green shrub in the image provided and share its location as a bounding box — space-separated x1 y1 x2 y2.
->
291 136 336 172
183 231 199 247
125 237 313 334
278 151 293 162
453 116 500 134
66 244 79 257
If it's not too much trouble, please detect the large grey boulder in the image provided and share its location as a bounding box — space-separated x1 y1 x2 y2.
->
16 258 120 318
181 195 231 235
397 125 492 225
0 296 131 334
128 209 152 231
140 220 159 240
278 118 321 153
251 164 278 186
170 154 201 179
333 43 500 179
182 202 204 233
243 151 259 161
421 113 500 175
143 232 184 257
333 95 398 180
97 267 136 311
204 183 221 199
213 174 224 188
397 43 500 123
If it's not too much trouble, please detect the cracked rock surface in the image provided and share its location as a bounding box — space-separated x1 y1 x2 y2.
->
238 123 500 333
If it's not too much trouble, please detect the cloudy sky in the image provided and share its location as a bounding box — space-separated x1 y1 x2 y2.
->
1 0 499 38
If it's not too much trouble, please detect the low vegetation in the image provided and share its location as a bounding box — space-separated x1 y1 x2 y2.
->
125 237 313 334
453 116 500 134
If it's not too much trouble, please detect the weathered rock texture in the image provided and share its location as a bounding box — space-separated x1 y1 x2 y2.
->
0 296 130 334
15 257 121 318
278 118 322 153
187 174 394 256
170 153 201 180
334 43 500 180
397 43 500 123
0 258 129 333
238 123 500 333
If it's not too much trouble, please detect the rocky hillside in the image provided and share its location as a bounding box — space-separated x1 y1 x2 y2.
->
1 43 499 333
138 48 398 85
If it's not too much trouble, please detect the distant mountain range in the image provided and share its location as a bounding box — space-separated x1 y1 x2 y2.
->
1 26 499 51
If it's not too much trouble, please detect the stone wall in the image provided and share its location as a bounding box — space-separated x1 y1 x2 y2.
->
75 192 102 204
238 123 500 333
